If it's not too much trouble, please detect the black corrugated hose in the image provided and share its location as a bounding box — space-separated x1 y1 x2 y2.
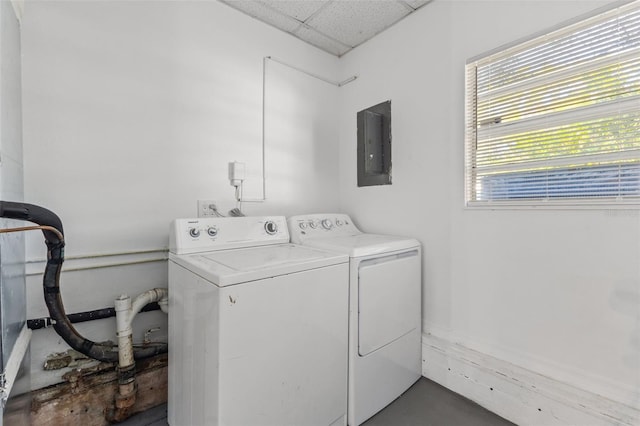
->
0 201 167 363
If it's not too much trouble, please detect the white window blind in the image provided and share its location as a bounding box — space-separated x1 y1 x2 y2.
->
465 1 640 205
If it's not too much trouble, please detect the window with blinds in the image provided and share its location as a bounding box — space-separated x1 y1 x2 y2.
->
465 1 640 205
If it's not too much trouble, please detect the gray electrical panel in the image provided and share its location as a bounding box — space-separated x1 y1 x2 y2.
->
357 101 391 187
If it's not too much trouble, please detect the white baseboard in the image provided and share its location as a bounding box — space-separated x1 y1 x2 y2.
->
422 333 640 426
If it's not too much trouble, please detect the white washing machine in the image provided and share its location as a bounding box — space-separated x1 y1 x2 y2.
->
288 214 422 426
168 216 349 426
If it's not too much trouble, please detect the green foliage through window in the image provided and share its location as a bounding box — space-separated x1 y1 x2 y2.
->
466 2 640 204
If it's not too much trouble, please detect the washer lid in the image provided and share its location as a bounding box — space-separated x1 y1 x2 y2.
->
169 243 348 286
301 234 420 258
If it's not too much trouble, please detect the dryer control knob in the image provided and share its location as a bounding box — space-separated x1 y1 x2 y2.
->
189 228 200 238
299 222 307 230
309 220 318 229
321 219 333 230
207 227 218 237
264 221 278 235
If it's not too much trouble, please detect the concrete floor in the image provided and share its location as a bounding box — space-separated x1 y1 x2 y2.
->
120 377 515 426
362 378 514 426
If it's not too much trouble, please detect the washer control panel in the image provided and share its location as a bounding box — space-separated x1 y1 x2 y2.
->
170 216 289 254
288 214 360 244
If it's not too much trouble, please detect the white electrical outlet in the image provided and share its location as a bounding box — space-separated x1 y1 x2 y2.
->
197 200 218 217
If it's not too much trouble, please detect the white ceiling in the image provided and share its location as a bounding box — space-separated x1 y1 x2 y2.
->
219 0 433 57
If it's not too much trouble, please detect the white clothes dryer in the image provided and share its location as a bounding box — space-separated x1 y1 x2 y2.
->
168 216 349 426
288 214 422 426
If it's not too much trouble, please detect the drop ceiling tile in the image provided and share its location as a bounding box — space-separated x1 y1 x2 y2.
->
293 25 352 57
306 0 410 48
403 0 432 10
220 0 301 33
263 1 329 22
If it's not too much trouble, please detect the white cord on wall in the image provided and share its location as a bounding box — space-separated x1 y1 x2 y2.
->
239 56 358 204
236 58 268 203
266 56 358 87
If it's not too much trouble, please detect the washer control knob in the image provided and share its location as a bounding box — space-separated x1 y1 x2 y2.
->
207 227 218 237
309 220 318 229
264 221 278 235
336 219 343 226
189 227 200 238
299 222 307 230
321 219 333 230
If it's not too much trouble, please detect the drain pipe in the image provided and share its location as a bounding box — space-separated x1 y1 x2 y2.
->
0 201 168 362
108 288 168 422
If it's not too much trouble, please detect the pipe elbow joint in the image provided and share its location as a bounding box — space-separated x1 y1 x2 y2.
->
158 295 169 314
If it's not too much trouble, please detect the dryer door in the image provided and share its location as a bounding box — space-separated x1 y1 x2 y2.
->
358 250 420 356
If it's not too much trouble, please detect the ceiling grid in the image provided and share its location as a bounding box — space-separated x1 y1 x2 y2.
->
219 0 432 56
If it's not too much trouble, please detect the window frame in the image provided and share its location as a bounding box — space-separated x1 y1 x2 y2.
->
464 0 640 209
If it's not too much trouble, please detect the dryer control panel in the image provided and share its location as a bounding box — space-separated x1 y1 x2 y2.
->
288 214 361 244
170 216 289 254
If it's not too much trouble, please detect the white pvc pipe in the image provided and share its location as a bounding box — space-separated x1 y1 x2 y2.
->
129 288 168 325
114 294 134 368
25 249 168 276
158 293 169 314
114 288 169 369
111 288 168 421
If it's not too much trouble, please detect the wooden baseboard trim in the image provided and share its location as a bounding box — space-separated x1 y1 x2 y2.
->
422 333 639 426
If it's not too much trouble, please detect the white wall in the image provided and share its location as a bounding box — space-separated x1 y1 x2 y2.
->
22 0 341 257
338 0 639 411
21 0 340 389
20 0 640 414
